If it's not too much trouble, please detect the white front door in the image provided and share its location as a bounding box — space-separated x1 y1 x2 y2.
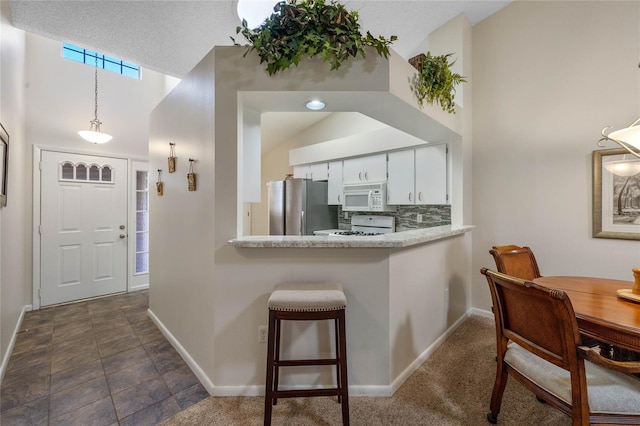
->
40 151 128 306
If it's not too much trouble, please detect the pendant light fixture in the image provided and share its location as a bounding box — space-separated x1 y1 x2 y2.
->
598 117 640 158
78 53 112 144
597 64 640 157
236 0 276 28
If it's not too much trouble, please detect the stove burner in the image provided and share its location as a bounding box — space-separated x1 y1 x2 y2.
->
333 231 383 236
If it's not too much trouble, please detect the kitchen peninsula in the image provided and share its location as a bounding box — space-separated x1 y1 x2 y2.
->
148 14 473 399
230 224 473 248
225 223 473 397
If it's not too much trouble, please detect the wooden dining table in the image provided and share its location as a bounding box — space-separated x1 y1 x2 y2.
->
533 276 640 355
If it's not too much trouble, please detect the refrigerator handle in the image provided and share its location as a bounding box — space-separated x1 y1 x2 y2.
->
300 210 305 235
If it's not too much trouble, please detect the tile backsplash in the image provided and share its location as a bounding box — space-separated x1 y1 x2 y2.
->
337 205 451 231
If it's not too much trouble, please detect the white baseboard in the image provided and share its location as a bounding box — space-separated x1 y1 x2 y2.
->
387 310 472 396
145 308 491 398
470 307 493 319
210 383 393 397
0 305 30 385
147 309 214 395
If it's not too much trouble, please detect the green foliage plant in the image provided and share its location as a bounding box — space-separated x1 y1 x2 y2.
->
411 52 466 114
232 0 397 75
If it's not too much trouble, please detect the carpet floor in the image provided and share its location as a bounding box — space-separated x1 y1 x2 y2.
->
161 315 572 425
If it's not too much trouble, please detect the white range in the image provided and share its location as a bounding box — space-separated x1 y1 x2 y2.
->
329 215 395 236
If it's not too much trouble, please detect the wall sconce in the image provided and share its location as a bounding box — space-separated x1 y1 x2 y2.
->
187 159 196 191
168 142 176 173
156 169 164 196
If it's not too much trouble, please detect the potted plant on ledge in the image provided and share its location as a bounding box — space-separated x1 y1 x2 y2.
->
232 0 465 114
232 0 397 75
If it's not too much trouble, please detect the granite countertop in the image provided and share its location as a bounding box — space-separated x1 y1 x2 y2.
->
229 225 474 248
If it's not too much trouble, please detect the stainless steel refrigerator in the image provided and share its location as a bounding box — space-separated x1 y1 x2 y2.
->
267 179 338 235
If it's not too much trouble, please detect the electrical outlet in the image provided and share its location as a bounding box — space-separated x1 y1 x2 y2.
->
258 325 268 343
344 212 349 219
444 287 449 306
416 214 423 223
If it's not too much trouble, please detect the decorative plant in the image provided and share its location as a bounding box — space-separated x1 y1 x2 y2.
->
411 52 466 114
232 0 397 75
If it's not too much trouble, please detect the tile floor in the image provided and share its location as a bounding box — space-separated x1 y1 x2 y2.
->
0 290 209 425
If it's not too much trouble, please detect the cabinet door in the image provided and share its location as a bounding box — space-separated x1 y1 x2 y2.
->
387 150 415 205
342 158 363 183
327 161 343 205
361 154 387 182
293 165 309 179
415 144 447 205
310 163 328 181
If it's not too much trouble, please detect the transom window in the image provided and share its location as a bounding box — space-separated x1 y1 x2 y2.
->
62 42 140 79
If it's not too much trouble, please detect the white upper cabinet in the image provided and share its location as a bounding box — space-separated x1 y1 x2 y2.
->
387 144 448 205
342 153 387 184
327 161 343 205
387 149 415 205
293 163 328 181
415 144 447 205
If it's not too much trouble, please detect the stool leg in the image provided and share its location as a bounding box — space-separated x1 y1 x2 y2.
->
264 310 277 426
338 310 350 426
334 317 342 404
273 316 282 406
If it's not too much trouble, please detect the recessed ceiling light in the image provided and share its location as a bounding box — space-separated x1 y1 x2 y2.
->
305 100 326 110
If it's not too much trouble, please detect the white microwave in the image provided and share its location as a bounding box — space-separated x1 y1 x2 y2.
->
342 182 396 212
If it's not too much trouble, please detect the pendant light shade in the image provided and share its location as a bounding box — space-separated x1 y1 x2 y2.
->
598 117 640 158
79 54 112 144
605 117 640 149
78 119 112 144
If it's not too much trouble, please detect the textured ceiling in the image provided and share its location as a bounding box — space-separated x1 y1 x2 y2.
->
8 0 510 78
8 1 510 152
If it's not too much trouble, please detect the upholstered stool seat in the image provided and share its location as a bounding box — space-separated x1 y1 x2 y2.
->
264 282 349 426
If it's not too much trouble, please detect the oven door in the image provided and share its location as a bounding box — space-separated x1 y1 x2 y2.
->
342 190 371 211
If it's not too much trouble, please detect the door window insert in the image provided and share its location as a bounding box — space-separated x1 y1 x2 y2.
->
59 161 114 183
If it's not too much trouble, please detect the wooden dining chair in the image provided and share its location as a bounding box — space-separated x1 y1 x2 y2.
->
489 245 541 280
481 268 640 425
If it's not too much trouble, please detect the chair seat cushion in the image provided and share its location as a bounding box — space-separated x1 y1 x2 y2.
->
268 282 346 312
505 342 640 415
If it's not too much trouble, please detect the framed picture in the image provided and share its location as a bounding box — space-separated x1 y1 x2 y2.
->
592 148 640 240
0 123 8 208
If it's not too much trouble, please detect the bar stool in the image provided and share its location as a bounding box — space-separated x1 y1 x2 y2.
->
264 282 349 426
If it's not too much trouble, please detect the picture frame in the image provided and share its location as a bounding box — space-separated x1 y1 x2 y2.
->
592 148 640 240
0 123 8 208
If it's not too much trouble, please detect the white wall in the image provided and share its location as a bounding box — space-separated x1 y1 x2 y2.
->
471 1 640 311
149 52 217 386
0 1 28 377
